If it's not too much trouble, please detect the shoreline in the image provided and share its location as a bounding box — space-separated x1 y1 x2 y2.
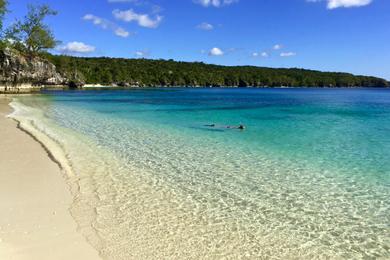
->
0 96 100 260
1 85 389 94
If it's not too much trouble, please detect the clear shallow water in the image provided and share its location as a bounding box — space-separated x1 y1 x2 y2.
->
11 88 390 259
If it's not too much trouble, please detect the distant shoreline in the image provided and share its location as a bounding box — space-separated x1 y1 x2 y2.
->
47 54 390 89
1 84 389 94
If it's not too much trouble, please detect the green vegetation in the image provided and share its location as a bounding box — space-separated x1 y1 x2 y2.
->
47 55 389 88
0 0 7 32
1 2 58 56
0 0 7 49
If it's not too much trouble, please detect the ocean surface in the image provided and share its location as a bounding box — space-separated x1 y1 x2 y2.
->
10 88 390 259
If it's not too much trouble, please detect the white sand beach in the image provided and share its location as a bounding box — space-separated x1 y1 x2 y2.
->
0 97 100 260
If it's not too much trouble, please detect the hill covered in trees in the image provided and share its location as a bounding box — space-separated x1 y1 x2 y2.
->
47 55 389 88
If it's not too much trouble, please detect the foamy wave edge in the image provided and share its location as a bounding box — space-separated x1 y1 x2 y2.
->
7 98 105 256
8 99 75 179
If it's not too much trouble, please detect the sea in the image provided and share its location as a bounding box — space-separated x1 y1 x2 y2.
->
10 88 390 259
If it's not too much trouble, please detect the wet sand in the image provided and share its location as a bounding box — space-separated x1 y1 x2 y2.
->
0 96 100 260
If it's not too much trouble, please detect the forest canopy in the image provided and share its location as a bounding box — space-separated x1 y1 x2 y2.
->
47 54 389 88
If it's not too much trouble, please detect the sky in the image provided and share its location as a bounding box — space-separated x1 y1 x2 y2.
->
5 0 390 79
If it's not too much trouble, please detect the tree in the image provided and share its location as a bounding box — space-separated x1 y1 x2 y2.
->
0 0 8 43
6 4 58 55
0 0 7 31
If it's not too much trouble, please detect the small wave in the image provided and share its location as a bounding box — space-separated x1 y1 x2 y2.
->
8 99 75 178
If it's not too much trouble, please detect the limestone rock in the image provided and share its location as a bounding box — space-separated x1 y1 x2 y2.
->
0 48 66 92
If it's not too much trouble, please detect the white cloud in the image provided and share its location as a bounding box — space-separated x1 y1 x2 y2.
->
83 14 131 37
58 42 95 54
273 44 283 50
115 28 130 37
194 0 239 7
261 52 269 57
197 22 214 31
108 0 140 2
253 51 269 58
327 0 372 9
280 52 296 57
134 50 149 57
113 9 163 28
307 0 373 9
209 47 224 56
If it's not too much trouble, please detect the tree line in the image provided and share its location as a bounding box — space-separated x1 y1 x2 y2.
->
47 55 389 88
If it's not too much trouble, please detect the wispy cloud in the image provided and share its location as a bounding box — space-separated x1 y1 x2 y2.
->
261 52 269 57
209 47 224 56
253 44 294 59
194 0 239 8
113 9 163 28
280 52 297 57
108 0 162 13
134 50 150 57
83 14 131 37
58 42 96 54
115 28 130 37
108 0 140 2
307 0 373 9
273 44 283 50
252 51 269 58
196 22 214 31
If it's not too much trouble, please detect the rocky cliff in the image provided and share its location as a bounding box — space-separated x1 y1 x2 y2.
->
0 48 66 93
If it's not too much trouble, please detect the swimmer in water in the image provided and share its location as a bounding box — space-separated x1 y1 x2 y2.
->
226 124 245 130
205 124 245 130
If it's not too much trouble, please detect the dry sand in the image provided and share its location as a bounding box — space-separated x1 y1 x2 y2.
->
0 96 100 260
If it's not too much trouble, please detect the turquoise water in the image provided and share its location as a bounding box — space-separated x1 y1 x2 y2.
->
12 88 390 258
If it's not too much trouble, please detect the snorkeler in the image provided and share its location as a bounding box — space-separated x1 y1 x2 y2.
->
226 124 246 130
205 123 245 130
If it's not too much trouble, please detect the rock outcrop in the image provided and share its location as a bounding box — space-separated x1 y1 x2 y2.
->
0 48 66 93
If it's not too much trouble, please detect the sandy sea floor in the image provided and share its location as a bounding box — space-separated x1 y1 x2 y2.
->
2 89 389 259
0 96 100 260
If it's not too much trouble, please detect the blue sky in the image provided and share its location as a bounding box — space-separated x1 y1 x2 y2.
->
5 0 390 79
